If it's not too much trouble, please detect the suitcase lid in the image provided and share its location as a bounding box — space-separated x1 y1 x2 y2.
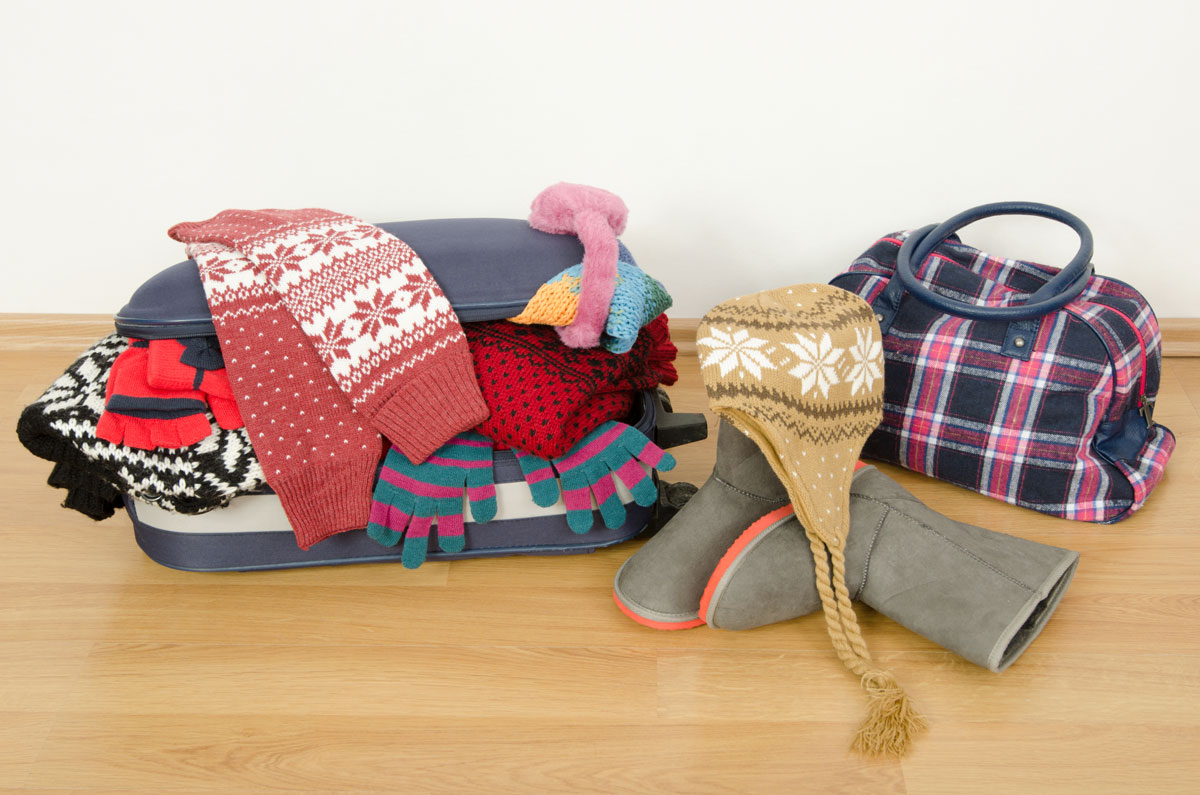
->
115 218 592 339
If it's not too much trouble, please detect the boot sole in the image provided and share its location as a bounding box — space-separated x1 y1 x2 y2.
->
699 505 796 626
611 504 797 631
611 554 706 629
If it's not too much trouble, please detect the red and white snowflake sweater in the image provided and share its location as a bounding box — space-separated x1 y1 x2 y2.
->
179 240 380 548
170 209 488 464
169 210 487 548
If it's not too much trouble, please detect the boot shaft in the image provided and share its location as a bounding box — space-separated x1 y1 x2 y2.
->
712 420 790 503
704 466 1080 672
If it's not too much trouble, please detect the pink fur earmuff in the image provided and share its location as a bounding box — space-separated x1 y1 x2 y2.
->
528 182 628 348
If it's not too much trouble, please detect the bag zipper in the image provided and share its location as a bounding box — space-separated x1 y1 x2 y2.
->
1098 304 1152 427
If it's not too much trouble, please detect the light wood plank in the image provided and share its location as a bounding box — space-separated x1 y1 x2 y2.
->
61 643 658 720
1159 317 1200 357
901 724 1200 794
657 649 1200 725
0 713 59 791
28 716 906 793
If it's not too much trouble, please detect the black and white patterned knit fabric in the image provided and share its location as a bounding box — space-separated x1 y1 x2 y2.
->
17 334 266 518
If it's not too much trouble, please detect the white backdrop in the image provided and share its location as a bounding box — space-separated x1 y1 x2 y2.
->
2 0 1197 317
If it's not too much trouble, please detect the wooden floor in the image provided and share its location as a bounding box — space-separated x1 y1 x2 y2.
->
2 316 1198 794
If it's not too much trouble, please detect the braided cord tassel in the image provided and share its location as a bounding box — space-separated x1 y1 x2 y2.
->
807 530 927 756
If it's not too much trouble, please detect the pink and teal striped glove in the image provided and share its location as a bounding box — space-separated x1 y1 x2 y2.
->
367 431 497 568
515 421 674 534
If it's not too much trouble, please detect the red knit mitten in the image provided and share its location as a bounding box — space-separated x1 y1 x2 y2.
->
145 338 244 430
96 341 214 450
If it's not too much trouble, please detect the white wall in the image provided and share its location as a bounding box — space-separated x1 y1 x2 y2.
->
2 0 1197 317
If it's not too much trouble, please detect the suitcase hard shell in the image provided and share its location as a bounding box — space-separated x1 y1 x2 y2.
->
126 390 706 571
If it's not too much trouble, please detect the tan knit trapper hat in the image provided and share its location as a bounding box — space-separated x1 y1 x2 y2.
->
697 283 926 756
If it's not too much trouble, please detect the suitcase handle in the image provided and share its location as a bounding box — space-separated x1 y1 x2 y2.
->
890 201 1095 323
651 388 709 450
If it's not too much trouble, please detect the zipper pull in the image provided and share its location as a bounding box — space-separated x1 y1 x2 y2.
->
1139 397 1155 428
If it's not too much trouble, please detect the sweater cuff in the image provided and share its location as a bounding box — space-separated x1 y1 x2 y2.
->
49 459 124 520
368 347 489 464
272 455 378 550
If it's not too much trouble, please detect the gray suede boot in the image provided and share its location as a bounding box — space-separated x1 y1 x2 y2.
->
613 420 789 628
701 465 1080 672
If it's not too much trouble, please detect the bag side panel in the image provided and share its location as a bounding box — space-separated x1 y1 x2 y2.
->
1110 424 1176 520
1079 275 1164 402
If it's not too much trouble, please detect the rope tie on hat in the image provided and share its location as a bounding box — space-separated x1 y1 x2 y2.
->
807 529 926 755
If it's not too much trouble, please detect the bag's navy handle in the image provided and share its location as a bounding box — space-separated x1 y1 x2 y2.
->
895 201 1095 322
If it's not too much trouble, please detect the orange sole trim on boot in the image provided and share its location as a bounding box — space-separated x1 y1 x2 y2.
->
611 589 707 630
698 504 797 621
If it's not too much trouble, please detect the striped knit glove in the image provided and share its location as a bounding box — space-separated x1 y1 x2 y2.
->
514 449 562 508
517 421 674 534
366 432 497 569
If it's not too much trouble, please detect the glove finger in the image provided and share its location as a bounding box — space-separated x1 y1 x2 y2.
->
556 422 624 475
94 412 123 447
369 495 413 546
164 414 213 448
198 367 236 401
436 506 466 554
145 339 195 391
207 395 244 430
124 419 153 450
366 523 403 547
152 419 182 450
366 501 403 547
557 468 596 534
583 458 619 503
384 500 415 533
374 473 421 518
451 434 496 522
608 455 659 508
618 425 676 473
372 479 415 528
401 514 433 569
515 450 559 508
104 347 142 402
464 469 497 524
584 462 627 530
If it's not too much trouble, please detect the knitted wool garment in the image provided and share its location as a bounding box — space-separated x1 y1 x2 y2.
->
16 335 266 517
169 209 488 464
178 239 382 548
508 245 674 354
527 182 628 349
465 314 678 458
509 242 640 328
698 284 925 757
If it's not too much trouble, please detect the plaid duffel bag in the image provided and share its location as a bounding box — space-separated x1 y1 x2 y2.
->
830 202 1175 523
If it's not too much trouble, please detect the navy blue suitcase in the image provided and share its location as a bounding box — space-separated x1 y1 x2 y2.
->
115 218 705 571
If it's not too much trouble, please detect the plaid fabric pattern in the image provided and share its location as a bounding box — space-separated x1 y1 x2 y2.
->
831 232 1175 522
